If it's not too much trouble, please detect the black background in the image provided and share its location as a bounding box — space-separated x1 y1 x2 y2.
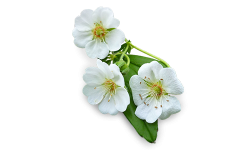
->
50 1 200 149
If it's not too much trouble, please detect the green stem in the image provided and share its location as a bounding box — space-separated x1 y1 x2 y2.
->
120 44 129 61
125 39 170 67
124 54 130 66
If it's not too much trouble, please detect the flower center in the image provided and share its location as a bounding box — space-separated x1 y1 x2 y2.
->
104 79 117 94
94 26 105 37
92 22 106 39
150 83 165 99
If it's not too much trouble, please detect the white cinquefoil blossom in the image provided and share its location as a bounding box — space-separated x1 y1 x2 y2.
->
73 6 125 59
83 60 130 115
129 61 184 123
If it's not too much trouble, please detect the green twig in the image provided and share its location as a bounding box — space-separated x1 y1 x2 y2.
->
125 39 170 67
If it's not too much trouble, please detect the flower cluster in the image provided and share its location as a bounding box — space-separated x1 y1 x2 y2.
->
73 6 184 143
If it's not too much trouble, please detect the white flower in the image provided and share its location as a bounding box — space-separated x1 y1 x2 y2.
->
83 60 130 115
129 61 184 123
73 6 125 59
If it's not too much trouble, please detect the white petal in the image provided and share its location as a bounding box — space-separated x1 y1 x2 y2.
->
92 6 104 23
98 94 118 115
129 75 150 106
151 61 163 79
83 67 105 85
146 104 162 123
100 9 114 28
80 9 94 27
93 7 119 28
109 64 124 87
83 85 105 105
82 84 96 96
100 9 120 29
85 39 109 59
107 18 120 29
135 98 154 120
105 29 125 51
159 96 181 120
75 16 93 32
160 68 184 95
138 61 163 83
72 28 93 48
113 87 130 112
96 59 114 79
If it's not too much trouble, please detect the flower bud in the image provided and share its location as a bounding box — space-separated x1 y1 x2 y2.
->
115 60 129 75
121 63 130 75
121 67 130 75
115 60 126 68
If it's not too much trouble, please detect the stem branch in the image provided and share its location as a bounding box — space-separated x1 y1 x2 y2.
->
124 54 130 66
120 44 129 61
125 39 170 67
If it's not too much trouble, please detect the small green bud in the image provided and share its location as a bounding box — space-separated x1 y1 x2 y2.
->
121 63 128 71
115 60 126 68
121 63 129 75
121 67 130 75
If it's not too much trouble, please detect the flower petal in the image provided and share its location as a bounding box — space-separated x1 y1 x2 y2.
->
98 94 118 115
113 87 130 112
83 84 105 105
129 75 150 106
135 97 154 120
72 28 93 48
85 39 109 59
105 29 125 51
80 9 94 27
96 59 114 79
82 84 96 96
107 18 120 29
159 96 181 120
100 9 114 28
151 61 163 79
83 67 105 85
146 104 162 123
138 61 163 83
99 9 120 29
109 64 124 87
160 68 184 95
92 6 104 23
75 16 93 32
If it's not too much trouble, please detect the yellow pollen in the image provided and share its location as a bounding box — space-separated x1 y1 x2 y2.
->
104 79 117 93
93 26 105 38
151 84 163 96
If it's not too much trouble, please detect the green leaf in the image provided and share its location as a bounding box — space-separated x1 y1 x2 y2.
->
100 57 111 65
127 45 132 54
122 54 168 143
115 43 127 53
128 55 167 68
107 28 116 31
115 41 132 54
